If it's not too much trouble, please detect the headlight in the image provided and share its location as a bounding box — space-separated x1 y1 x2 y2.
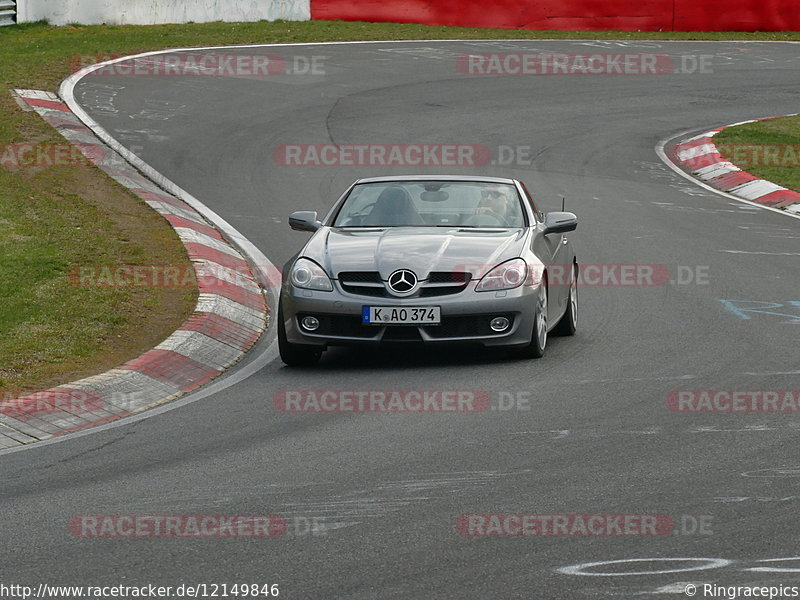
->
475 258 527 292
290 258 333 291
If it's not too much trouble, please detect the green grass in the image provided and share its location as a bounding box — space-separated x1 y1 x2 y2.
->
713 115 800 192
1 19 799 393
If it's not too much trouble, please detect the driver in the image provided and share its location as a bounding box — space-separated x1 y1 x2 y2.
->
472 185 515 224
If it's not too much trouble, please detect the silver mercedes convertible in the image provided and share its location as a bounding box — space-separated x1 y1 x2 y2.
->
278 175 578 366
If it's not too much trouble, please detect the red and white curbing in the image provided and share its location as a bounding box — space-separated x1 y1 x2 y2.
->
0 89 268 450
671 117 800 215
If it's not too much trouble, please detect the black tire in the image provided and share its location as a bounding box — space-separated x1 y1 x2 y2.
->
510 282 547 359
552 262 578 336
278 303 322 366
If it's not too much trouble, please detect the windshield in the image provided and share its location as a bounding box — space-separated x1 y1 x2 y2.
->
332 181 526 228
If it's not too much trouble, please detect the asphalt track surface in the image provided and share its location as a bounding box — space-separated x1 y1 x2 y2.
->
3 40 800 599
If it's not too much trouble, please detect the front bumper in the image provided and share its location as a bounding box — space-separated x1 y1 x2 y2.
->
280 281 540 349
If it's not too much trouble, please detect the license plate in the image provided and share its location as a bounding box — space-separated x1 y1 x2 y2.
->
362 306 441 325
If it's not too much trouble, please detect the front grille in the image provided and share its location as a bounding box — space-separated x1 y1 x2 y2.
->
339 271 381 283
337 270 471 298
338 271 388 297
340 285 387 297
419 271 471 297
427 271 470 284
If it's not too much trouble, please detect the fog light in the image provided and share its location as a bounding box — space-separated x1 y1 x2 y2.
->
490 316 510 332
301 316 320 331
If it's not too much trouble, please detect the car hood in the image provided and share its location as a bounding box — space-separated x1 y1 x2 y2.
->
304 227 528 279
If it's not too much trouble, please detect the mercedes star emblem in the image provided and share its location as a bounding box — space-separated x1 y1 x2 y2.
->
387 269 418 295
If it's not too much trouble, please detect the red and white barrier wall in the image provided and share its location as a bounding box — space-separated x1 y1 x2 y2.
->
18 0 800 30
311 0 800 32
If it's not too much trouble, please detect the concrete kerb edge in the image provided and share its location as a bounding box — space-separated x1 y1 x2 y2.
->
658 114 800 218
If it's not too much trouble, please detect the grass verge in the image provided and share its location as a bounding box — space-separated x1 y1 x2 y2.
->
712 115 800 192
1 20 799 394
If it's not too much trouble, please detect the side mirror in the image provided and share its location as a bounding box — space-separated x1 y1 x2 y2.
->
288 211 321 232
543 211 577 234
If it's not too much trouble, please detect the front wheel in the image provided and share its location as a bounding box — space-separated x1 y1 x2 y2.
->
278 303 322 366
553 262 577 336
510 283 547 359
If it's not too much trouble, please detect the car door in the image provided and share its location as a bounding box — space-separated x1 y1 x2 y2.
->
521 182 570 323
